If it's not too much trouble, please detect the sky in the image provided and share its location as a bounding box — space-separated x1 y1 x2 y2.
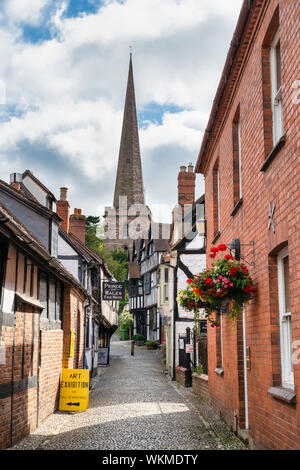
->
0 0 243 223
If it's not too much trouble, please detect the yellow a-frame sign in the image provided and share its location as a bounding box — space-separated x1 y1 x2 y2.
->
59 369 89 412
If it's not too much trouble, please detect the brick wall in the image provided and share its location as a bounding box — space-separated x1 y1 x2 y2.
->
175 366 191 388
192 373 210 403
0 248 86 449
62 286 84 370
198 0 300 450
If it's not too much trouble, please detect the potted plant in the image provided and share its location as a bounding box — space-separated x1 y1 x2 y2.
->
177 244 257 328
145 340 158 350
118 308 133 341
132 334 145 346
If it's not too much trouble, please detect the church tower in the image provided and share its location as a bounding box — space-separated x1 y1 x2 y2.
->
104 53 148 252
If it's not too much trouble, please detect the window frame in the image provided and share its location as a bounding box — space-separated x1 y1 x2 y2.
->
270 29 284 145
277 246 294 389
217 168 221 232
237 120 242 199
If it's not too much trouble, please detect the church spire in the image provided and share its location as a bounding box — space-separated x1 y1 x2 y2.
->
113 53 145 209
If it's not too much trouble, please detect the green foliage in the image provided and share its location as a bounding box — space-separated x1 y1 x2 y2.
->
178 247 257 327
195 363 204 375
145 340 157 347
85 215 128 282
132 334 145 341
118 292 129 314
118 309 133 330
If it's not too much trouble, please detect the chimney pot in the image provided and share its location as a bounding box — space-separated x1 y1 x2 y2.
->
10 173 22 183
180 165 187 173
60 187 68 201
69 209 86 244
56 187 70 233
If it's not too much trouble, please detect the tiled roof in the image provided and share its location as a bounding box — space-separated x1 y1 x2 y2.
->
128 262 141 279
0 201 92 300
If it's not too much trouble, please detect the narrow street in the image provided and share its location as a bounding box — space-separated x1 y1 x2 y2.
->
11 335 245 451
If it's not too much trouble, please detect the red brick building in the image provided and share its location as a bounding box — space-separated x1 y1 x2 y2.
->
0 198 89 449
195 0 300 449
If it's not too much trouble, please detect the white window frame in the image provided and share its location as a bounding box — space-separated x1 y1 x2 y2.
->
160 267 169 304
277 247 294 389
237 120 242 199
220 314 223 369
270 29 284 145
217 168 221 232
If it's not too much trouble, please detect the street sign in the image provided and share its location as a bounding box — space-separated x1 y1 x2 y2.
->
185 344 194 354
59 369 89 412
102 281 125 301
98 347 110 366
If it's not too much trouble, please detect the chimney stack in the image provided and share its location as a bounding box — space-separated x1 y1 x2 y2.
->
69 208 86 244
56 187 70 233
10 173 22 191
177 163 196 207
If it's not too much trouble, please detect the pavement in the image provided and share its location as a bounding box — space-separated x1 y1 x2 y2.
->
10 335 246 450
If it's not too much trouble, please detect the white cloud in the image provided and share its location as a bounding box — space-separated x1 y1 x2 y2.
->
5 0 50 25
0 0 243 219
140 110 206 152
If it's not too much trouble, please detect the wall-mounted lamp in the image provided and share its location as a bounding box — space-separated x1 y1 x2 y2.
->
230 238 241 261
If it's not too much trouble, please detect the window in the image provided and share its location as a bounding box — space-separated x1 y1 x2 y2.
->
213 161 221 235
277 247 293 389
217 169 220 232
138 279 143 296
216 315 223 370
144 272 151 295
160 267 169 303
270 29 284 144
232 106 242 205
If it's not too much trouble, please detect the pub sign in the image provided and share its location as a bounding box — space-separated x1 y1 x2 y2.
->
102 281 125 301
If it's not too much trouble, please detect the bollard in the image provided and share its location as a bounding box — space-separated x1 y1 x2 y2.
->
131 340 135 356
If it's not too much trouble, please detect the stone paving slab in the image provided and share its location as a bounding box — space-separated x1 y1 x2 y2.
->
10 338 246 451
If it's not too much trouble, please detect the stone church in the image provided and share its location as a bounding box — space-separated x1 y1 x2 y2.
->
104 53 150 252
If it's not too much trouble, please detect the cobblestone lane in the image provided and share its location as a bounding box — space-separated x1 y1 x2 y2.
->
11 337 246 450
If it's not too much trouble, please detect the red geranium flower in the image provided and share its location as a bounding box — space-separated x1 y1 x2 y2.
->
217 244 227 251
187 278 193 284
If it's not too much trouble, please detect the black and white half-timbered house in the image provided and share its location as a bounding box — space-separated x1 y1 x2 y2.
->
128 223 170 342
160 195 207 380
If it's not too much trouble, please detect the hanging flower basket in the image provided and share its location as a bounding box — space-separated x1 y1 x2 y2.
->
177 244 257 327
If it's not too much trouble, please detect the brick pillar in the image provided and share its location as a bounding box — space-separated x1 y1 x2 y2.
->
56 187 70 233
177 163 196 207
69 209 86 244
